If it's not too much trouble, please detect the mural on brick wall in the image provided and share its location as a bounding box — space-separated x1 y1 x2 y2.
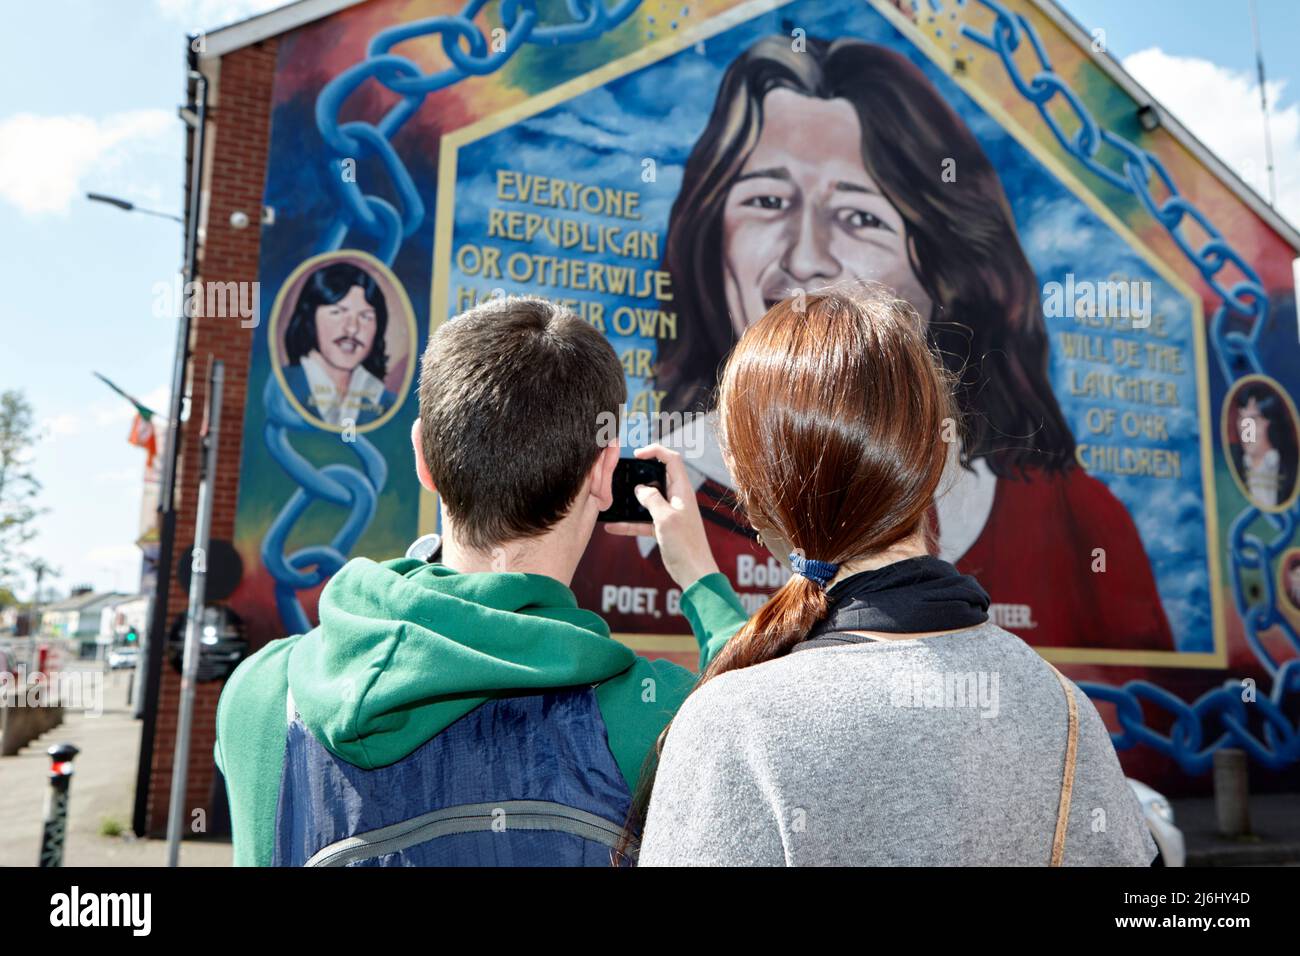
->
228 0 1300 791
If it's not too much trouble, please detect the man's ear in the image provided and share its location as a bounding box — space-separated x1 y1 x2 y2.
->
411 419 436 494
589 443 620 512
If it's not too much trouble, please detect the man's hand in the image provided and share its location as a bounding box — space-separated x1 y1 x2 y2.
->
604 444 721 591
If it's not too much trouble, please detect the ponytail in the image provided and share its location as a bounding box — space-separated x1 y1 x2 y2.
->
612 284 957 865
699 573 828 681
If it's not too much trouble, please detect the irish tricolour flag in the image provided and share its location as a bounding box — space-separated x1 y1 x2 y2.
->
95 372 160 469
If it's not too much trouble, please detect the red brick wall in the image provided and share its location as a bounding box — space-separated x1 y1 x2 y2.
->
145 39 277 837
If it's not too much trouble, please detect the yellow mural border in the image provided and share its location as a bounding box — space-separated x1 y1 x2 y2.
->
268 248 418 435
427 0 1226 669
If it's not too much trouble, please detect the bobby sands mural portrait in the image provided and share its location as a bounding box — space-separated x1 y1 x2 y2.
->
575 34 1174 651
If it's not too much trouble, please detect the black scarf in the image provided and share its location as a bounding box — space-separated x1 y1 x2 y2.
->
797 555 990 650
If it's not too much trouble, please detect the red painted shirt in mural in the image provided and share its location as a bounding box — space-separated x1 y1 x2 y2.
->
573 465 1174 653
951 465 1174 651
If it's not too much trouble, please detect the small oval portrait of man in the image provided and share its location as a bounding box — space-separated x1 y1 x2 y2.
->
271 252 415 433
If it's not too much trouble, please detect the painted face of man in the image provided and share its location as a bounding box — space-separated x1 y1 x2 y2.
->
721 88 934 336
314 285 376 374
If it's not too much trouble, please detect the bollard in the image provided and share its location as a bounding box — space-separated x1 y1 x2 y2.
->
38 743 79 867
1213 747 1251 838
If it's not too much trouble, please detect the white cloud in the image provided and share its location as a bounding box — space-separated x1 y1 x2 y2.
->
40 414 81 439
1123 47 1300 230
86 543 144 568
155 0 286 31
35 385 169 448
0 110 174 217
91 384 171 427
93 467 146 485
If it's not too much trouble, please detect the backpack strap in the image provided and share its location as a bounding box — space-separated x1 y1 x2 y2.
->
1046 664 1080 867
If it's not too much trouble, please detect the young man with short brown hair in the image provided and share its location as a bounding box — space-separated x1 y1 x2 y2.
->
216 295 746 866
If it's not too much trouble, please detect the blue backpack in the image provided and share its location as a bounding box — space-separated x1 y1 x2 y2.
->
271 687 635 866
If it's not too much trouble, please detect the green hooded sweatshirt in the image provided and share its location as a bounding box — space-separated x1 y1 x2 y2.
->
214 556 748 866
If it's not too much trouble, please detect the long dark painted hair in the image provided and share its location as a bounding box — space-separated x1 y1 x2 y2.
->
657 35 1073 477
284 262 390 381
1232 382 1299 503
614 286 959 863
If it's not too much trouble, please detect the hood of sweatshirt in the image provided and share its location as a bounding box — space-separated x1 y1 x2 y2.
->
285 557 636 769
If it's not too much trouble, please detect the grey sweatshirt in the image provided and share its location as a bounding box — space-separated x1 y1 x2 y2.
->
639 622 1157 866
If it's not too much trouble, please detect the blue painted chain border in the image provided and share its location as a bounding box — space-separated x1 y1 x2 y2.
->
955 0 1300 772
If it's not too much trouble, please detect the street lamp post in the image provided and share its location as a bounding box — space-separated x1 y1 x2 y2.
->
85 192 184 224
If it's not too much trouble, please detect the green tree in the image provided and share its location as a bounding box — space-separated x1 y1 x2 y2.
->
0 390 44 586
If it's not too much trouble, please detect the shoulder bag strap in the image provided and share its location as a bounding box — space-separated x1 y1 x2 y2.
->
1046 664 1080 866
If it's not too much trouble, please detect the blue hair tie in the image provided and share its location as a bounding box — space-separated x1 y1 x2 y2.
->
789 552 839 588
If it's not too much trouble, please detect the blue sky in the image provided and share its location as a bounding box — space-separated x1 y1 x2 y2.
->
1 0 1298 599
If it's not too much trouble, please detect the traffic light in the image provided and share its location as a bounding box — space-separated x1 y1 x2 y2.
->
124 627 138 643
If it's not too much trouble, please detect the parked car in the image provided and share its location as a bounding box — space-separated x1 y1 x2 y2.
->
1127 777 1185 867
108 645 141 670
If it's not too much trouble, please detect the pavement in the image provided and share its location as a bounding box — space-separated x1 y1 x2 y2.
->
1171 793 1300 867
0 664 231 867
